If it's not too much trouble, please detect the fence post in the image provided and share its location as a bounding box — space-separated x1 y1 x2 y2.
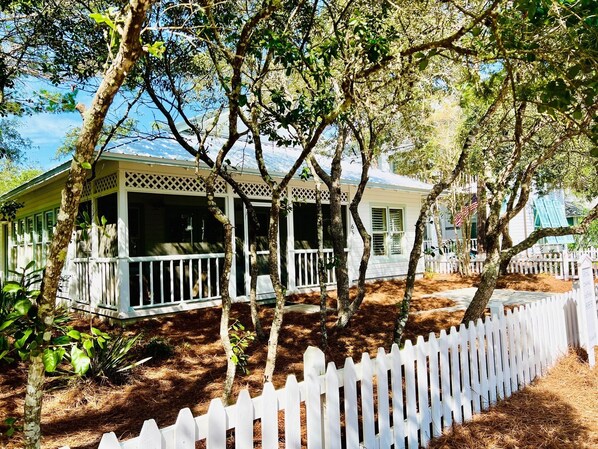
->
562 248 569 281
304 346 326 449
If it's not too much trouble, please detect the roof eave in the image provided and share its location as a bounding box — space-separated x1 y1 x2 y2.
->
0 161 71 202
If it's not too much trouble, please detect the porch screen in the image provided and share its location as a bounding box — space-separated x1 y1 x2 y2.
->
371 207 404 256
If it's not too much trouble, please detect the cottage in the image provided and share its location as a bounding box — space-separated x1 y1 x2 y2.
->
0 134 431 320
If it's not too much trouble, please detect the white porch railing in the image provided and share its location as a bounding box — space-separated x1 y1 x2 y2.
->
71 258 118 309
128 253 224 309
293 248 339 289
88 289 584 449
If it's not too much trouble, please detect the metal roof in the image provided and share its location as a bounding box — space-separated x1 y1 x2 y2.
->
0 135 431 201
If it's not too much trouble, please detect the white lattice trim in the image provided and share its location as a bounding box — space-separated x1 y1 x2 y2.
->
81 182 92 200
124 171 227 194
291 187 348 203
94 173 118 195
239 182 272 198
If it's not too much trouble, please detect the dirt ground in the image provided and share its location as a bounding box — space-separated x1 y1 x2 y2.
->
0 273 580 448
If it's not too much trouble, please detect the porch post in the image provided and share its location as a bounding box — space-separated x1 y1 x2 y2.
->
116 169 131 318
0 223 6 280
227 185 237 300
286 185 296 292
89 195 101 308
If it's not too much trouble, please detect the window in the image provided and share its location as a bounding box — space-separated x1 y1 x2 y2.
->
371 207 405 256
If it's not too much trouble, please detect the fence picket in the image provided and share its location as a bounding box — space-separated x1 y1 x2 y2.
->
343 358 359 449
139 419 162 449
428 333 442 438
174 408 196 449
458 324 473 421
262 383 278 449
285 375 301 449
467 324 481 414
390 344 406 449
437 330 452 430
402 340 418 449
448 327 462 425
416 336 431 446
98 433 121 449
325 363 341 449
306 370 322 449
376 348 392 449
207 399 227 449
506 310 519 393
360 352 376 449
476 320 489 411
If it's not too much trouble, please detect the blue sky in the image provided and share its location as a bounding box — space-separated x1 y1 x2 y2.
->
17 79 158 169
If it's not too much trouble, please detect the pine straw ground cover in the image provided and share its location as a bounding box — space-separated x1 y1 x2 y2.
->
428 348 598 449
0 273 582 449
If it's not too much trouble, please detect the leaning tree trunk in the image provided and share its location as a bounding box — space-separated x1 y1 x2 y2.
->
392 207 429 344
22 1 153 447
461 247 501 324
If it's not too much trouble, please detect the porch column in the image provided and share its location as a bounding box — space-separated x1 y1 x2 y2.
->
0 223 6 280
227 185 237 300
116 170 131 317
89 196 101 308
286 185 296 292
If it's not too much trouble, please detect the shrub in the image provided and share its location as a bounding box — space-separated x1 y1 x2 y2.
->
142 336 174 363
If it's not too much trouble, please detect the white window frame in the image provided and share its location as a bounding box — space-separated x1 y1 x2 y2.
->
371 205 405 257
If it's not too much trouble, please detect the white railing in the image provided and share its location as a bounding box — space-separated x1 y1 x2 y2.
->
425 250 598 280
71 258 118 309
128 253 224 309
423 239 478 255
293 248 339 289
90 289 582 449
72 259 92 305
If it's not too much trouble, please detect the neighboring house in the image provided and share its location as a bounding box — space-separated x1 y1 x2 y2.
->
0 134 431 320
426 189 573 255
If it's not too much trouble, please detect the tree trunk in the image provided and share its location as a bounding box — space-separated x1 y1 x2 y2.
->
476 178 487 254
22 1 152 446
392 206 429 344
22 355 44 449
313 175 328 349
247 219 266 340
461 248 501 324
432 202 444 251
499 226 513 275
263 194 284 382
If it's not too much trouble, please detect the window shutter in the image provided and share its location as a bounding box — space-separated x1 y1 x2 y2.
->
372 234 386 256
389 209 403 232
371 208 387 231
390 234 403 255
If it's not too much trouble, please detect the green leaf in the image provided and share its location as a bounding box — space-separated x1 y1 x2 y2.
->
81 161 92 170
70 346 91 375
15 329 33 349
14 299 31 316
67 329 81 340
42 348 65 373
418 58 429 71
0 318 17 332
590 147 598 158
3 282 23 293
52 335 71 345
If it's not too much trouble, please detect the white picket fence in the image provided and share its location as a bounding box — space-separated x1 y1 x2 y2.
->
88 289 583 449
425 248 598 280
